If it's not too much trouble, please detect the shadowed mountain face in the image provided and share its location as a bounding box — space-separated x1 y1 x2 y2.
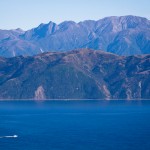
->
0 49 149 100
0 16 150 57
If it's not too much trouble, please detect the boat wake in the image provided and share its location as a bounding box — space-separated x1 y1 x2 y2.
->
0 135 18 138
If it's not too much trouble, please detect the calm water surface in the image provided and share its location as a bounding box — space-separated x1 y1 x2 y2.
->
0 100 150 150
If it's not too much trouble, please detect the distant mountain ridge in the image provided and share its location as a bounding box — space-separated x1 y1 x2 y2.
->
0 15 150 57
0 49 149 99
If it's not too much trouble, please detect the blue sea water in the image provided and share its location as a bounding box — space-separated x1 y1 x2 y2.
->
0 100 150 150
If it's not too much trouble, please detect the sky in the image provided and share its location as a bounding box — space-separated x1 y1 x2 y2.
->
0 0 150 30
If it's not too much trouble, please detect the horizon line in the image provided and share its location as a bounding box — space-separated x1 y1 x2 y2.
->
1 15 149 31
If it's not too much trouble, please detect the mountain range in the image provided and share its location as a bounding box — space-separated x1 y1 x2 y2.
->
0 49 149 100
0 15 150 57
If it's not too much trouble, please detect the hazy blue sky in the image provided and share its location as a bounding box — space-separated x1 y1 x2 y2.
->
0 0 150 30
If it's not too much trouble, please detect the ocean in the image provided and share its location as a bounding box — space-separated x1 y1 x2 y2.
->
0 100 150 150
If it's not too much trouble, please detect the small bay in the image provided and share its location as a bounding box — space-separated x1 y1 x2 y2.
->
0 100 150 150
